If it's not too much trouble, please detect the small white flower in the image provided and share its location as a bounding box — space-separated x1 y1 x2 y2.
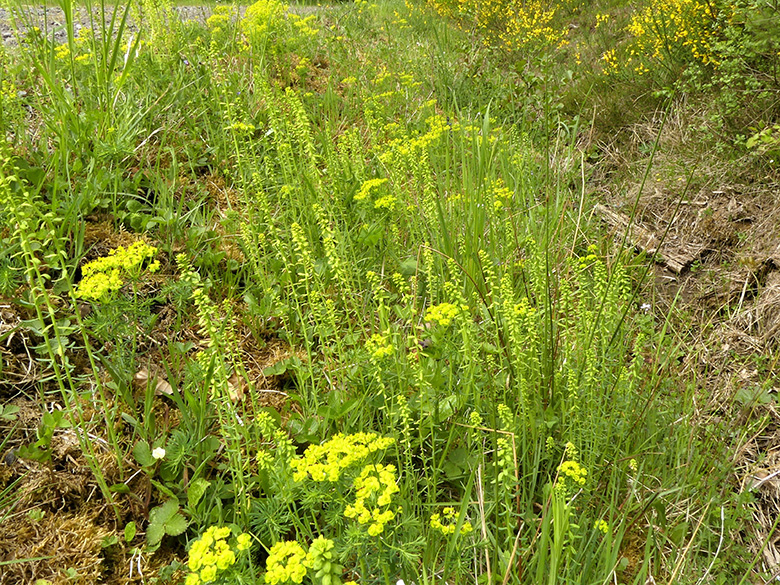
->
640 303 651 313
152 447 166 460
397 580 405 585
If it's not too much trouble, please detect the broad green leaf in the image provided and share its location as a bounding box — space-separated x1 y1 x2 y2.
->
187 478 211 510
146 522 165 547
124 522 137 542
165 513 188 536
149 498 179 525
132 441 154 467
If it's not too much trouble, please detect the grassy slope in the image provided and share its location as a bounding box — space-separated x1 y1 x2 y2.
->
0 0 777 583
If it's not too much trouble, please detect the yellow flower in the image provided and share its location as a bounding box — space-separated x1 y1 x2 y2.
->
206 5 236 30
626 0 717 67
428 0 564 51
355 178 388 202
55 44 70 60
430 506 474 536
366 332 393 359
186 525 247 582
425 302 467 327
76 241 158 301
558 460 587 486
491 179 513 210
289 433 395 483
374 194 396 210
200 565 217 582
226 121 256 133
236 533 252 551
265 541 308 585
215 548 235 570
241 0 286 46
345 463 400 535
601 49 619 74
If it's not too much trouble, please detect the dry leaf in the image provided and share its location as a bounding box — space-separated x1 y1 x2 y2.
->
133 368 150 388
133 367 174 395
155 377 174 396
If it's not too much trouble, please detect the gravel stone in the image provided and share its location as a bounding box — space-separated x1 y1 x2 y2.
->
0 5 244 47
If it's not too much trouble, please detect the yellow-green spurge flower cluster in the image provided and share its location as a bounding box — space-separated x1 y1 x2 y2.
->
290 432 394 483
354 178 389 204
290 433 399 536
240 0 319 51
265 540 308 585
261 434 401 584
430 507 474 536
189 432 476 585
555 442 588 497
558 460 587 486
425 302 468 327
76 241 159 301
366 331 393 360
185 526 252 585
266 536 342 585
343 463 400 536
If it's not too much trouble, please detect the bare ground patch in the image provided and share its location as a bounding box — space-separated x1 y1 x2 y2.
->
593 128 780 575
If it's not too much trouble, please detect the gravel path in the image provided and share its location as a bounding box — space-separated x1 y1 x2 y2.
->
0 6 215 45
0 4 320 46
